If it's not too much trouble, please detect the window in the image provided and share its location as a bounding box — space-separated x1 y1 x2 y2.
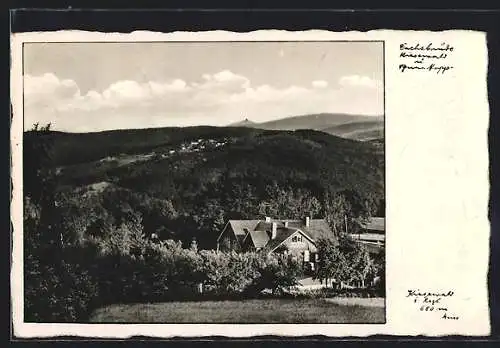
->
292 235 303 243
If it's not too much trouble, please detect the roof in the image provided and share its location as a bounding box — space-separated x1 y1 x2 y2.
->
300 220 334 241
254 221 278 231
220 217 335 251
247 230 270 248
228 220 261 236
263 227 300 252
217 220 260 246
361 217 385 232
265 219 334 241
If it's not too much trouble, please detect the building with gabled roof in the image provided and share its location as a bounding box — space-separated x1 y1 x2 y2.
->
216 216 335 270
217 215 385 255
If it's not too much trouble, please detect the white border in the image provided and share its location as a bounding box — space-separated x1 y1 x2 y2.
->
11 29 491 338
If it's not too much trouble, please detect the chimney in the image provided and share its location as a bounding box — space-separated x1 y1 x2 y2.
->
284 221 289 228
305 216 310 228
265 216 271 222
271 222 277 239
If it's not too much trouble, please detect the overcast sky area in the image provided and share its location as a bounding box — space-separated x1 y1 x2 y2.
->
23 42 383 132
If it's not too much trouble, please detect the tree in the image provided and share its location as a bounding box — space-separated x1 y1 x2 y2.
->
347 244 376 288
24 123 55 205
324 192 351 236
257 254 302 295
299 192 322 219
341 189 371 222
314 238 350 288
24 124 64 249
24 124 102 322
103 211 146 258
371 249 385 292
317 234 378 289
258 183 322 220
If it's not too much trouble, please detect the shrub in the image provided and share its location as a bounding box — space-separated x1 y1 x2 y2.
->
24 252 99 322
249 254 303 295
198 250 262 296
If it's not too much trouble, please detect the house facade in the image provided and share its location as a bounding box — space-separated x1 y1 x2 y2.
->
216 216 334 270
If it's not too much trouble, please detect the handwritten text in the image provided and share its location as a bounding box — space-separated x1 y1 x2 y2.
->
406 289 459 320
399 42 455 74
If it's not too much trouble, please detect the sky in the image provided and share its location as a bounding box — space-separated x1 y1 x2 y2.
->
23 41 384 132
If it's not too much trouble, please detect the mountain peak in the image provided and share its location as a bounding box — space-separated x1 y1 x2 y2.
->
229 118 257 127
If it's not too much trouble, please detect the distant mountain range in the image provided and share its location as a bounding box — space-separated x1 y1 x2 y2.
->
229 113 384 141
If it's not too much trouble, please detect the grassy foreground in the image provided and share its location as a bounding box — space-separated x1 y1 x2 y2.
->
89 298 385 323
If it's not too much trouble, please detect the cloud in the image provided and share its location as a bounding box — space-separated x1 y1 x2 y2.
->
24 73 80 104
312 80 328 88
24 73 83 129
339 75 380 89
194 70 249 95
24 70 383 131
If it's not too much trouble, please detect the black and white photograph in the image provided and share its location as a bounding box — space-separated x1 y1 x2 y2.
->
22 40 385 324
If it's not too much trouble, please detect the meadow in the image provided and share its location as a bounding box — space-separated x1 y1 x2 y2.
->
89 298 385 324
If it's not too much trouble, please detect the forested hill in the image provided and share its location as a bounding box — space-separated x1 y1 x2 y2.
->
24 126 384 249
24 126 257 167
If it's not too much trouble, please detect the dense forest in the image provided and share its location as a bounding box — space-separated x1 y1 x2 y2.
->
24 125 384 249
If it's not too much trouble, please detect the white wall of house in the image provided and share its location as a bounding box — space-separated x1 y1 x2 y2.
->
280 231 318 255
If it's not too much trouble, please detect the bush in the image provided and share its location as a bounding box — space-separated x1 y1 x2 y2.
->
200 251 263 295
253 254 303 295
24 253 99 322
25 230 313 322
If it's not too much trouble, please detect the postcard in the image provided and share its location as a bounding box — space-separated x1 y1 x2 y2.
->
10 29 490 338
